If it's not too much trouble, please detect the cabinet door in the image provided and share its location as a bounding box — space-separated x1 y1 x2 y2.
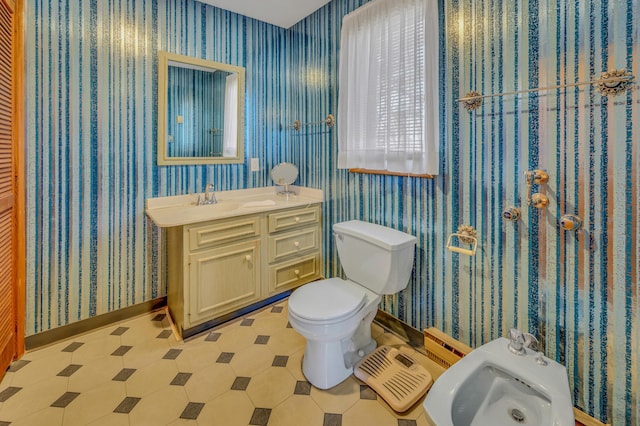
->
188 240 260 325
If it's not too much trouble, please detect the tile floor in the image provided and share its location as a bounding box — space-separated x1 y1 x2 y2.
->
0 301 445 425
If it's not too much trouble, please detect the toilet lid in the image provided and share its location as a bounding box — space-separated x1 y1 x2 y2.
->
289 278 366 322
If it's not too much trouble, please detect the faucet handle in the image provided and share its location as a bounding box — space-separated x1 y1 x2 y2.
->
535 351 548 366
523 333 539 351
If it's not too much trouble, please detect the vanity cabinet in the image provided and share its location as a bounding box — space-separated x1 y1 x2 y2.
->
166 203 322 337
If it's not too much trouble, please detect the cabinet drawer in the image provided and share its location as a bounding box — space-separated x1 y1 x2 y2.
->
268 205 320 233
268 252 321 294
267 226 320 263
188 216 260 250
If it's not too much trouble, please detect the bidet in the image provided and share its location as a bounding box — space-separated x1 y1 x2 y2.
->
423 335 574 426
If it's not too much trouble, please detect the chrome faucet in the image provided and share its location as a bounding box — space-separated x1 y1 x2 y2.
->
508 328 526 355
508 328 540 355
197 183 217 205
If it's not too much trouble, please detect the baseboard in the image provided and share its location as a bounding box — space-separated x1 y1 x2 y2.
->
25 297 168 351
180 291 293 339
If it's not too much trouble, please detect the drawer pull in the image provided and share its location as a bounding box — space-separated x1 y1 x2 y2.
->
294 217 301 223
294 241 300 248
294 269 300 276
245 255 252 262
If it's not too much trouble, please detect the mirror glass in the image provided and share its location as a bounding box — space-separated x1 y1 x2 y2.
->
271 162 299 197
271 162 299 186
158 51 245 165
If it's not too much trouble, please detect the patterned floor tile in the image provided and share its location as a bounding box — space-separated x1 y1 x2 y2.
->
216 326 257 353
343 399 398 426
68 355 124 393
111 346 132 356
0 387 21 402
125 359 179 398
9 350 73 388
113 396 141 414
294 380 312 395
205 331 221 342
51 392 81 408
246 367 296 408
57 364 82 377
112 368 136 382
217 352 235 363
179 402 204 420
127 386 188 425
196 390 255 426
62 342 85 353
6 407 64 425
152 313 166 321
324 413 342 426
85 412 130 426
272 355 289 367
0 303 438 426
182 363 236 402
228 344 274 377
0 376 68 422
110 327 129 336
360 384 378 400
310 376 361 414
254 335 270 344
7 360 30 373
231 376 251 391
163 349 183 360
266 328 306 355
157 330 173 339
249 407 271 425
269 396 324 426
170 372 192 386
61 381 127 426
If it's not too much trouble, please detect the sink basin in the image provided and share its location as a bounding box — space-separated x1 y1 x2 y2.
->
452 364 551 425
423 337 574 426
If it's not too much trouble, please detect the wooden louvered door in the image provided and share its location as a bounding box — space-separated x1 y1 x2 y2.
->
0 0 23 379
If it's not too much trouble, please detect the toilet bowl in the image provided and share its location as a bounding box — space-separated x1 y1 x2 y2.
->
288 220 417 389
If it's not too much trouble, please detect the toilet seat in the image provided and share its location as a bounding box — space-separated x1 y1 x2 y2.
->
289 278 366 323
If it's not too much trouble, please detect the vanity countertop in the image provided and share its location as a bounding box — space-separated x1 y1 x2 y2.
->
146 186 323 228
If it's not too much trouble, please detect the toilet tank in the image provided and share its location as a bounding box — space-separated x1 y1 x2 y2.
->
333 220 417 294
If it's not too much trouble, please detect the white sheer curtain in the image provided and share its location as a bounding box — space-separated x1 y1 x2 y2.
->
223 73 238 157
337 0 439 175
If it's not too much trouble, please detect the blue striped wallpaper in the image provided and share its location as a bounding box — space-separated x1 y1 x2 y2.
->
24 0 638 424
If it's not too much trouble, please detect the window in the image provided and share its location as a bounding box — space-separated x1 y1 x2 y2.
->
337 0 439 175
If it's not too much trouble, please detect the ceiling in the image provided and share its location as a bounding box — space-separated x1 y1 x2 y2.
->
196 0 332 29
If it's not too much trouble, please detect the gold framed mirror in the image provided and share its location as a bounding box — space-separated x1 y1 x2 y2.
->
158 51 245 165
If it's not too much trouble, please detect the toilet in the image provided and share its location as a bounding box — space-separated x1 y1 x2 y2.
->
288 220 417 389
